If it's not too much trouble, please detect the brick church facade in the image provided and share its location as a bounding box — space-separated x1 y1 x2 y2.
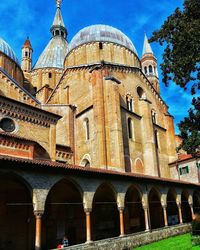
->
0 1 199 249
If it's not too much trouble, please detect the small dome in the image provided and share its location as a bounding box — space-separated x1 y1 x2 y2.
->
0 38 19 64
33 36 68 69
68 24 137 55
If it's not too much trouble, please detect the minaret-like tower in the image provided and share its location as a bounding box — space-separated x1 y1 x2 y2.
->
141 34 160 93
21 37 33 72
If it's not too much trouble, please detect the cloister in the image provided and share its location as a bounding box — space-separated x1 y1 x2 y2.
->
0 158 199 250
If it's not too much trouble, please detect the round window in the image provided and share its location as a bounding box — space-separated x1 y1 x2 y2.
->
0 117 16 132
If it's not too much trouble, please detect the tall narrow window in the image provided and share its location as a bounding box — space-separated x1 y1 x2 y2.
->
151 110 157 124
84 118 90 140
128 118 133 139
99 42 103 50
154 130 159 149
49 72 52 78
130 99 133 111
149 65 153 74
126 95 133 111
144 66 147 74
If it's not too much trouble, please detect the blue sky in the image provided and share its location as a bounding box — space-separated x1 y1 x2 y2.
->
0 0 196 133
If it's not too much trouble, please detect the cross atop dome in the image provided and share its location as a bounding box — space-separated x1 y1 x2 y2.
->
56 0 62 8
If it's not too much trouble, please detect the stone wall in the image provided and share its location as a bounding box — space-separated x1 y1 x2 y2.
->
56 224 191 250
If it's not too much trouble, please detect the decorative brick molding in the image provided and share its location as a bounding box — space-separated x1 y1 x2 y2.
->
0 96 61 127
56 144 73 163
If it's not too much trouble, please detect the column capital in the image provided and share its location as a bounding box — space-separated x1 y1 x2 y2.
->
118 207 125 212
84 208 92 213
142 205 148 210
162 204 167 209
34 210 44 218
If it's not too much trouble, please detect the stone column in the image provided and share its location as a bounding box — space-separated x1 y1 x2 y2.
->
143 206 150 231
162 205 168 227
118 207 125 236
34 210 44 250
178 204 183 224
190 204 194 219
85 208 92 243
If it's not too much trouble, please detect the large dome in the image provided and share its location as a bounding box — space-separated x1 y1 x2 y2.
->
0 38 19 64
68 24 137 55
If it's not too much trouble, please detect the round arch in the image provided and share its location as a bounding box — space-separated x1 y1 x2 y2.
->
124 185 145 234
181 190 192 223
43 178 85 249
0 173 35 250
167 188 179 225
148 187 164 229
91 182 119 240
136 86 146 99
193 190 200 214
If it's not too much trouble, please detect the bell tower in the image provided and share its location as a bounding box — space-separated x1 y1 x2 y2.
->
141 34 160 93
21 37 33 72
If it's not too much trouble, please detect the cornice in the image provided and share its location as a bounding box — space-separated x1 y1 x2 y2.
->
0 96 61 127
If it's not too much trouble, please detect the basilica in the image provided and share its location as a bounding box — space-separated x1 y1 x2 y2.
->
0 1 199 250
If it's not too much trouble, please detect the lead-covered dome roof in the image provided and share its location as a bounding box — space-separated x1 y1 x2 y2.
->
68 25 137 55
33 36 68 69
0 38 19 64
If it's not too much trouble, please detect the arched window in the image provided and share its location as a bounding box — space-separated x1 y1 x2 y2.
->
144 66 147 74
84 118 90 140
55 30 59 36
81 159 90 167
128 118 133 139
80 154 91 167
149 65 153 74
48 72 52 78
25 51 28 57
137 86 146 99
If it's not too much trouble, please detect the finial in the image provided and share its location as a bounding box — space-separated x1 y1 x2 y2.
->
56 0 62 8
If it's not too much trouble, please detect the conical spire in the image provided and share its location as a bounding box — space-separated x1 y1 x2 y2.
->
22 37 32 50
50 0 67 38
142 34 153 55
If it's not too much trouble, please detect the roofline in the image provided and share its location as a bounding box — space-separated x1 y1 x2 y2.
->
169 155 200 165
47 61 167 108
0 67 39 104
0 46 20 66
1 155 199 187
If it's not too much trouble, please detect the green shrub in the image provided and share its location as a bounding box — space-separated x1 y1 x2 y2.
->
191 235 200 246
192 214 200 236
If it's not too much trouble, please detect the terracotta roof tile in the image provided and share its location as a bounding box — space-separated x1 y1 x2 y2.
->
0 155 199 187
23 38 32 49
169 153 200 165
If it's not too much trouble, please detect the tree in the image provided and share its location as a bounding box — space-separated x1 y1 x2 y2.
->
149 0 200 94
178 97 200 156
